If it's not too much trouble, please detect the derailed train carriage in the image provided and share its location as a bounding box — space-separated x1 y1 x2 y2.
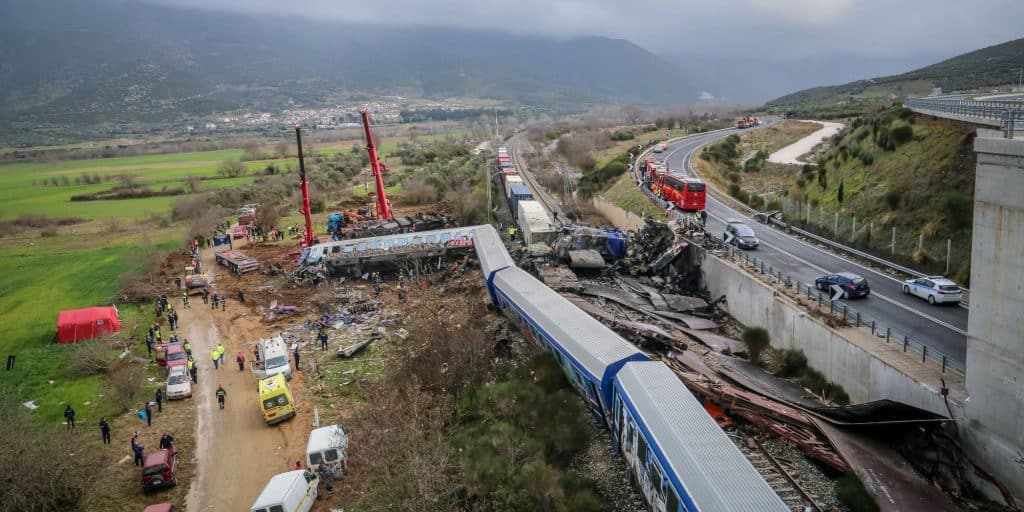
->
473 224 788 512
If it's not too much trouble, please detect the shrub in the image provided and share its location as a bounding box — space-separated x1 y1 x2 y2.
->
939 191 972 229
889 123 913 147
727 183 742 198
747 194 764 209
884 188 902 210
742 327 771 365
310 197 326 214
727 172 742 184
217 159 246 178
610 130 635 141
837 180 845 204
795 177 807 189
404 178 440 205
859 151 874 165
775 349 808 378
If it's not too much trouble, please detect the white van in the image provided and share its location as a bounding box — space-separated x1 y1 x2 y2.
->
306 424 349 472
250 470 318 512
252 336 292 380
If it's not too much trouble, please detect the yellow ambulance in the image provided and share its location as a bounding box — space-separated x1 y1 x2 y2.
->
258 373 296 425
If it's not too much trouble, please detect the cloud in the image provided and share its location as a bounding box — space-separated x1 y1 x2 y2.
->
139 0 1024 60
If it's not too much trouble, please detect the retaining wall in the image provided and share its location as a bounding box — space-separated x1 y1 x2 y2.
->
701 254 963 419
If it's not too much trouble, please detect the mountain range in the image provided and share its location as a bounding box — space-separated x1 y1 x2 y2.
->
0 0 701 130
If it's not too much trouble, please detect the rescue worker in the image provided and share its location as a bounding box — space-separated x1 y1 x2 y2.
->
318 330 328 352
236 351 245 371
187 357 197 383
144 402 153 427
211 292 219 309
211 349 220 370
202 288 209 304
154 388 164 413
64 405 76 429
253 345 260 363
133 442 145 466
237 290 245 304
99 418 111 444
175 277 182 289
216 386 226 409
216 343 225 367
293 346 301 370
221 296 227 311
700 209 708 227
507 225 517 241
182 291 190 308
183 340 192 357
396 283 406 303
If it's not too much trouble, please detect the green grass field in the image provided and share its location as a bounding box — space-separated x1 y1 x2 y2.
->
0 131 459 423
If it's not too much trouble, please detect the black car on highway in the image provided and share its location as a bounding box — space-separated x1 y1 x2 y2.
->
815 272 870 299
724 220 759 250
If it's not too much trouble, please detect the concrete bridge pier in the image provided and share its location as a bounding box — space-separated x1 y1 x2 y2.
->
963 130 1024 502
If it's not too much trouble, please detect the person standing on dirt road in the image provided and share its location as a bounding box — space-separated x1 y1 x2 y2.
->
144 402 153 427
236 352 245 371
99 418 111 444
217 343 225 366
293 346 301 370
182 291 190 308
211 349 220 370
154 388 164 413
202 288 209 304
187 357 197 383
237 290 245 304
216 386 226 409
64 405 75 429
183 340 192 357
253 345 260 363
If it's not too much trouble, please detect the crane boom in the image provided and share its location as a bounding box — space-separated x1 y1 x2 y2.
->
295 125 315 247
360 108 392 220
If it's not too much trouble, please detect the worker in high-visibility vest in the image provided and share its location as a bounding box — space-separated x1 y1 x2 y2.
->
508 226 517 241
211 349 220 370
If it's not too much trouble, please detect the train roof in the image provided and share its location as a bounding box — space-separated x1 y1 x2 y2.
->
492 267 647 381
615 362 789 512
473 225 514 278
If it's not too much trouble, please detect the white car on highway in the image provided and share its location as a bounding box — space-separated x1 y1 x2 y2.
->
902 276 962 305
166 365 192 400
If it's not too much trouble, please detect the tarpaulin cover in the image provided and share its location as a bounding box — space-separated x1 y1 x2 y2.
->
57 306 120 343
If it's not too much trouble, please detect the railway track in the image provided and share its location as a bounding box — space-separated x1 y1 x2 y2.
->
508 135 565 220
736 436 824 512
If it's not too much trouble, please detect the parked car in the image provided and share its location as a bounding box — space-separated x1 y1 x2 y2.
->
724 220 759 250
165 365 192 400
142 449 178 492
815 272 870 299
231 225 248 239
903 276 962 305
306 424 348 472
164 343 188 369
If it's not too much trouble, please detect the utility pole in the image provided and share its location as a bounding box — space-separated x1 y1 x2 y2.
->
494 107 500 140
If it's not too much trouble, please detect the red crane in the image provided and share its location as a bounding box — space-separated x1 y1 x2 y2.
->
294 125 315 247
360 108 392 220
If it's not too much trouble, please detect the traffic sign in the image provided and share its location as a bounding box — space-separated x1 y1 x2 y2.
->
830 284 845 302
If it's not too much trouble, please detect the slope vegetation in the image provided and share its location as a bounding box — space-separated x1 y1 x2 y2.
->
784 108 976 280
766 37 1024 117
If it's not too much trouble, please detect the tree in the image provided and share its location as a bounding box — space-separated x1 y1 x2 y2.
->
217 159 246 178
620 105 642 125
274 141 289 158
242 139 261 160
742 327 771 365
837 180 845 204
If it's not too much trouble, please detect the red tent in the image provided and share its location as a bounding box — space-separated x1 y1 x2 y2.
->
56 306 121 343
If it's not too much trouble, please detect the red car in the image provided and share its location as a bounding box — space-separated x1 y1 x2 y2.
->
231 225 248 239
142 449 178 491
164 343 187 369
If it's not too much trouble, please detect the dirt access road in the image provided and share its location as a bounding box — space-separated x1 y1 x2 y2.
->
180 243 312 510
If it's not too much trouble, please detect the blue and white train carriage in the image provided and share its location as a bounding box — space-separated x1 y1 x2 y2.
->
613 362 789 512
483 226 789 511
490 265 649 417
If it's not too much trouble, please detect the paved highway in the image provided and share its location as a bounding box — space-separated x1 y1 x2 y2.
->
655 130 969 364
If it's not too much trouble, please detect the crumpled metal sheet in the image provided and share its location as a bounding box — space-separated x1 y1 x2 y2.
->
679 328 746 354
813 419 960 512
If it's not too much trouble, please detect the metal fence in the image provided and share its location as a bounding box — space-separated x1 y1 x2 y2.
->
904 97 1023 137
633 169 965 376
775 197 970 278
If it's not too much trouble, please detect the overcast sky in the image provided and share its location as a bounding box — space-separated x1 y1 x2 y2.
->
144 0 1023 60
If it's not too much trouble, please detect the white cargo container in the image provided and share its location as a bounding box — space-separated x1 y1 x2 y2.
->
516 200 555 245
504 175 525 198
